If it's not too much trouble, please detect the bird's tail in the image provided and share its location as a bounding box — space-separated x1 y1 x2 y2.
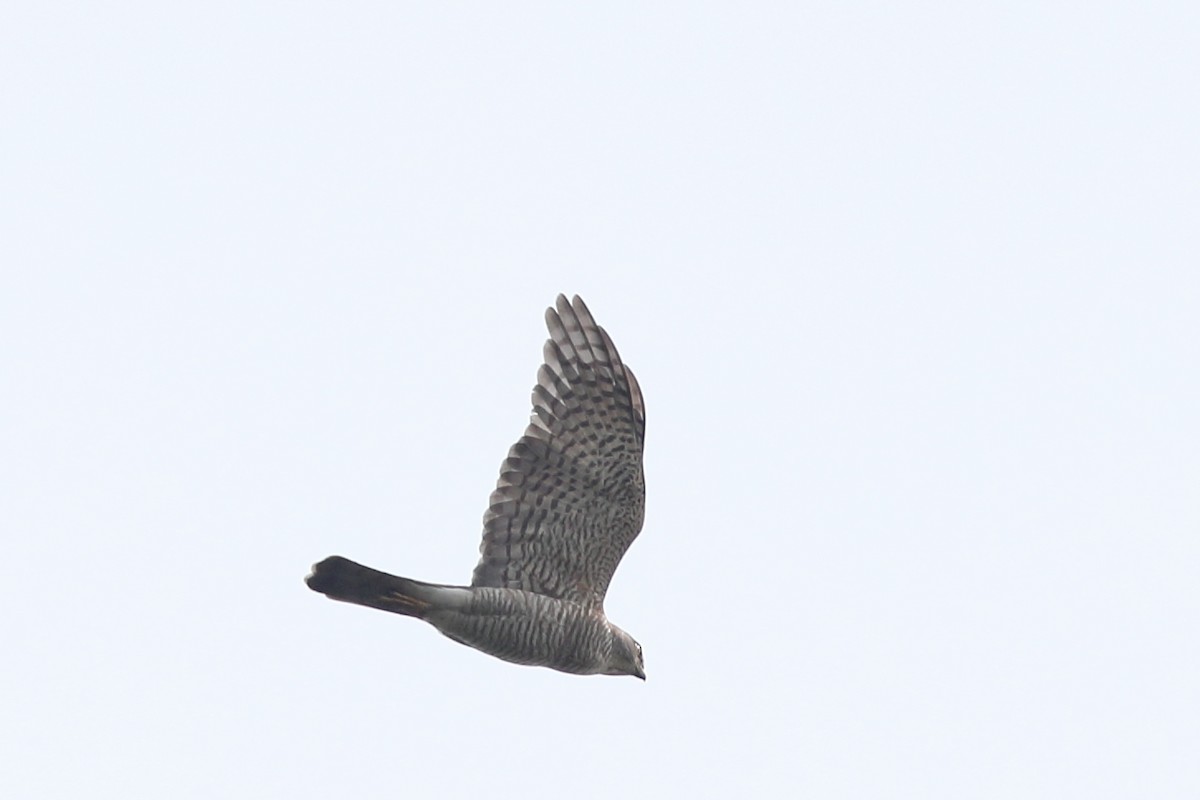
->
305 556 448 618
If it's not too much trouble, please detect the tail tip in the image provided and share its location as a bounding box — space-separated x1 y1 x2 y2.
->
305 555 351 594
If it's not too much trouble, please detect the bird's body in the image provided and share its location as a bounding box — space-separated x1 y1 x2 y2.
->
306 295 646 679
435 587 621 674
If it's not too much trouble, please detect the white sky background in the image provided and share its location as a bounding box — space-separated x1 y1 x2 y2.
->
3 2 1198 797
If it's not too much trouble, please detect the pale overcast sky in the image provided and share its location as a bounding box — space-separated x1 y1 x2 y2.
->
3 3 1198 798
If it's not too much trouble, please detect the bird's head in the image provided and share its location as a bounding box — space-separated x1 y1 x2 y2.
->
607 626 645 680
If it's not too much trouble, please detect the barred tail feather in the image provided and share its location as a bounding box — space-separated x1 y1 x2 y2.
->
306 556 443 618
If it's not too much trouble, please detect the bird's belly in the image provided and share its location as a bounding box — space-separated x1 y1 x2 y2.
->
427 591 607 674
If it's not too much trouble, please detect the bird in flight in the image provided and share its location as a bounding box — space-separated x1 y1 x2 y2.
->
306 295 647 679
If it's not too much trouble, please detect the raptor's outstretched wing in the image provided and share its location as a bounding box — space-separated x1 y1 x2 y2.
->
471 295 645 608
